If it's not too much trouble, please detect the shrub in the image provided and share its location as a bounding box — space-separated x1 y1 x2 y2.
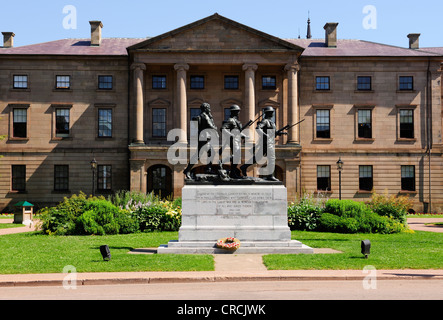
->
38 193 139 236
324 199 371 218
317 213 359 233
318 199 408 234
367 191 413 224
38 192 96 235
75 199 139 235
287 193 326 231
133 201 181 232
109 190 158 211
288 198 323 231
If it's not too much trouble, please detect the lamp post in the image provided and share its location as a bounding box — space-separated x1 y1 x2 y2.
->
90 158 97 197
336 157 343 200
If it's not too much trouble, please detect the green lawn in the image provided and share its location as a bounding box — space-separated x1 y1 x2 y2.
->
263 230 443 270
0 229 442 274
0 223 24 229
0 231 213 274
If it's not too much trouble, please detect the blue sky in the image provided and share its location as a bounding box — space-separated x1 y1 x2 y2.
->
1 0 442 48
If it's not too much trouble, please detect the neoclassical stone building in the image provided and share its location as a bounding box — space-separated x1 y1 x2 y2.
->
1 14 442 212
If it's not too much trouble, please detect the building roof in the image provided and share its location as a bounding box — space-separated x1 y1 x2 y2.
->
0 38 144 56
1 14 442 59
2 37 441 58
418 47 443 55
14 201 34 207
287 39 443 57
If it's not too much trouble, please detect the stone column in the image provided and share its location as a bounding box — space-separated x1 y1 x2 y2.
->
285 62 300 144
131 63 146 144
174 63 189 143
130 159 145 193
242 63 258 142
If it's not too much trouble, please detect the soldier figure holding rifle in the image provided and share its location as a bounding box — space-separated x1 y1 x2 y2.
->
241 107 304 181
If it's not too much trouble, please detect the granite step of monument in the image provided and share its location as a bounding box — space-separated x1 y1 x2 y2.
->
157 244 314 255
165 240 304 248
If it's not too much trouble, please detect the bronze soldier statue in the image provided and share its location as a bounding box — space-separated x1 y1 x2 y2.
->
219 104 248 179
241 106 287 181
183 102 218 180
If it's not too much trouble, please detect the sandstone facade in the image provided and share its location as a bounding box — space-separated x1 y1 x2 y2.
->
0 14 442 212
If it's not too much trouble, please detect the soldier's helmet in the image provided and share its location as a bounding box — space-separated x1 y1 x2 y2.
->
263 106 275 113
230 104 241 112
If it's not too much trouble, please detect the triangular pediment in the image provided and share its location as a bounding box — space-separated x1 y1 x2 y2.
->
128 13 304 52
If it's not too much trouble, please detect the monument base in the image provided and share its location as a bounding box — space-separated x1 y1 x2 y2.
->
157 184 314 255
157 240 314 254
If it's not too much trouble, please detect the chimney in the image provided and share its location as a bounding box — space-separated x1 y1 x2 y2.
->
407 33 420 49
324 23 339 48
89 21 103 46
2 32 15 48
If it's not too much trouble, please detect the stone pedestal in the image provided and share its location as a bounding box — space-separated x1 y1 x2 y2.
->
157 184 313 254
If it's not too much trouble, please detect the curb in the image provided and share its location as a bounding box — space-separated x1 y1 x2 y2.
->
1 270 442 287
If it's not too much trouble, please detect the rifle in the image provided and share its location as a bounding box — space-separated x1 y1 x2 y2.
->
241 114 263 132
276 119 305 135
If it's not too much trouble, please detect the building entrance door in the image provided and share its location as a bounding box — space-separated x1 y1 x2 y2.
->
147 165 172 199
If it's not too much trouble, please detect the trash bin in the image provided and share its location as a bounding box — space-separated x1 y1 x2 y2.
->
13 201 34 225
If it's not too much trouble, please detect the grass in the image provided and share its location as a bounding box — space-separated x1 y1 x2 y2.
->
407 214 443 218
1 228 442 274
0 223 24 229
0 231 214 274
263 230 443 270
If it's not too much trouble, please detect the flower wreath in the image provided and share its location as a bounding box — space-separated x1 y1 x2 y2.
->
216 237 241 250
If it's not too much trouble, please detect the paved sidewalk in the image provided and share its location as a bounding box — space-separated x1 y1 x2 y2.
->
407 218 443 233
0 219 38 235
0 268 442 288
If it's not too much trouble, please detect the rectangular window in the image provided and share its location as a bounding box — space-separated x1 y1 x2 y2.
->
359 165 373 191
13 108 27 138
358 109 372 139
98 75 113 90
317 165 331 191
316 109 330 138
399 109 414 139
399 76 413 91
224 75 239 90
152 108 166 138
98 165 112 191
190 108 201 120
11 165 26 192
55 108 70 137
152 76 167 89
190 108 201 138
262 76 276 90
316 76 330 90
56 75 70 89
224 108 231 121
54 165 69 191
13 75 28 89
357 76 372 91
98 109 112 137
401 165 415 191
190 76 204 89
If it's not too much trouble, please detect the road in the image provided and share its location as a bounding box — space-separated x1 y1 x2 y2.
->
1 280 441 300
